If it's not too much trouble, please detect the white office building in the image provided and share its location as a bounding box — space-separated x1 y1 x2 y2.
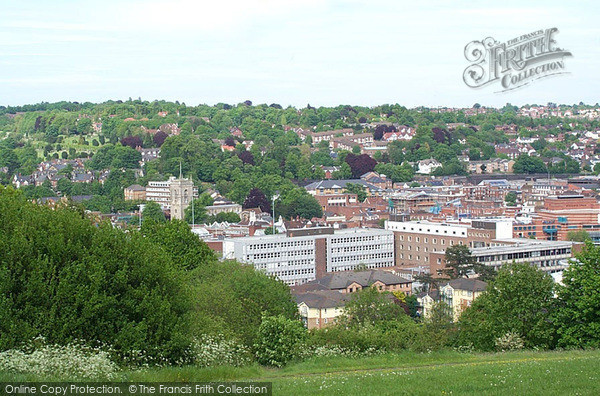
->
223 227 395 285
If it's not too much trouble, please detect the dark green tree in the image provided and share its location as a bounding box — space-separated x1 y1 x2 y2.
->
143 201 166 223
555 242 600 348
457 263 555 350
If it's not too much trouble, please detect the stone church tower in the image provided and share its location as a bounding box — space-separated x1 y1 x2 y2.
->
169 167 194 220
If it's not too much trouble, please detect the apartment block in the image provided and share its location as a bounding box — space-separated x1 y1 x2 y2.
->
222 227 394 285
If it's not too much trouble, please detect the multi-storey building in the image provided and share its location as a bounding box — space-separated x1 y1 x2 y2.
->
430 239 576 275
144 176 198 216
420 278 487 321
145 179 173 208
124 184 146 201
222 227 395 285
514 195 600 241
385 219 513 271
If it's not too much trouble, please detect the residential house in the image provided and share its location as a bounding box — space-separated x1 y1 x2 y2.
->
295 290 351 329
417 159 442 175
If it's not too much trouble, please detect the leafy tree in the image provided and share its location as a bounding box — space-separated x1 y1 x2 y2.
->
0 149 19 175
345 153 377 178
555 242 600 348
504 191 517 206
87 144 141 170
457 263 555 350
253 315 306 367
414 272 441 293
238 150 255 165
141 219 215 271
143 201 166 223
278 190 323 220
513 154 547 174
211 212 241 223
566 229 591 242
183 194 213 224
344 183 367 202
443 245 476 279
340 287 406 328
121 135 143 149
153 131 168 147
0 187 192 363
243 188 271 213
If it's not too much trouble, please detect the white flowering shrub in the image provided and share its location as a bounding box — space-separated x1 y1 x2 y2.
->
300 345 381 359
0 337 119 380
192 335 252 368
495 331 525 352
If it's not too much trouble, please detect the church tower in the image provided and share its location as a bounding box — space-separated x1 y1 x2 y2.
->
169 165 194 220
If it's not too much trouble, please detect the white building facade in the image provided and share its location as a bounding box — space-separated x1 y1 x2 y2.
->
223 227 394 285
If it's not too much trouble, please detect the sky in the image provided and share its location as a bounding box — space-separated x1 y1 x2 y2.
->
0 0 598 108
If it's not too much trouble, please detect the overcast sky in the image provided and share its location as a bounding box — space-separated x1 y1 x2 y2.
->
0 0 598 108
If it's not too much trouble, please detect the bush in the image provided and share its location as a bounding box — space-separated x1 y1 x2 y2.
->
254 315 306 367
308 318 420 353
192 335 252 368
495 331 525 352
0 337 118 380
299 344 380 360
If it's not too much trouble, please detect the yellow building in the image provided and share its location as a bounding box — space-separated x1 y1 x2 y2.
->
419 278 487 321
440 278 487 321
296 290 350 329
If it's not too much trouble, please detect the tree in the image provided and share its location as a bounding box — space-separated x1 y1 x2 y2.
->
243 188 271 213
238 150 255 165
373 125 385 140
443 245 476 279
555 242 600 348
121 135 143 149
513 154 546 174
566 229 591 242
280 193 323 220
141 219 215 271
183 199 207 224
457 263 555 350
340 287 406 328
153 131 168 147
224 137 236 147
212 212 241 223
0 187 192 364
345 183 367 202
143 201 166 223
183 193 213 224
345 153 377 178
504 191 517 206
414 273 441 293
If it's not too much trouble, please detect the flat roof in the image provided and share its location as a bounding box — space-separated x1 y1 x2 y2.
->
471 239 574 256
224 227 392 243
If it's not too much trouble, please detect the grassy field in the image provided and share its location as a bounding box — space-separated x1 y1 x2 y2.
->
27 133 107 158
121 350 600 395
2 350 599 395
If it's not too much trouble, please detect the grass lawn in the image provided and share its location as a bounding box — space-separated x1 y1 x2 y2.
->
2 350 598 395
28 133 107 158
126 349 600 395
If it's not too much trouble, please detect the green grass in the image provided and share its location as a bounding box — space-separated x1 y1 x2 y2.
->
2 350 599 395
28 133 107 158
